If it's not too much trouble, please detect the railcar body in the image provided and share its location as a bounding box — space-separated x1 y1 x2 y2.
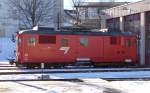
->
16 30 137 67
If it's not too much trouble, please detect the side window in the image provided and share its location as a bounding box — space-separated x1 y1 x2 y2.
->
80 38 88 46
61 38 69 47
110 37 121 45
39 36 56 44
126 39 132 47
28 37 36 46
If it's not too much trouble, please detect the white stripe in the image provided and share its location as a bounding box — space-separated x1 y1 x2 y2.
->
76 58 91 61
59 47 70 54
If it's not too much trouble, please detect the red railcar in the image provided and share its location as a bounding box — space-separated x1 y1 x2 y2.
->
15 30 137 68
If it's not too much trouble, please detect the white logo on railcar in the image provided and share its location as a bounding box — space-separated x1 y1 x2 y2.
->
59 47 70 54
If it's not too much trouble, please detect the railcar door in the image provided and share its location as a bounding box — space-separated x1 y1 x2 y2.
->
103 36 137 62
55 35 78 63
37 35 57 61
77 36 103 60
23 35 38 62
103 36 122 62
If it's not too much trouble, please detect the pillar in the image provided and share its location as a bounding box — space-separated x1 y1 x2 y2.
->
120 16 124 32
140 12 146 65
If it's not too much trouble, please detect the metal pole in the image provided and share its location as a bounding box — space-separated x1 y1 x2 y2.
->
41 63 44 80
41 63 45 69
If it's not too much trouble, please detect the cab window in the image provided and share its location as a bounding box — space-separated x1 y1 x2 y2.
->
28 37 36 46
80 38 88 46
61 38 69 47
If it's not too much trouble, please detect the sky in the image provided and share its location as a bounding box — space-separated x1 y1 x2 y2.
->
64 0 141 9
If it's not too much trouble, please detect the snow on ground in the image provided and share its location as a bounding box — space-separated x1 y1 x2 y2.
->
0 80 107 93
0 74 40 80
0 80 150 93
0 60 9 64
0 72 150 93
0 64 150 93
110 81 150 93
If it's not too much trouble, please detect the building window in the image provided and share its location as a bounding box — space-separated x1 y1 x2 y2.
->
61 38 69 47
80 38 88 46
39 36 56 44
85 8 88 18
107 18 120 32
124 14 140 34
28 37 36 46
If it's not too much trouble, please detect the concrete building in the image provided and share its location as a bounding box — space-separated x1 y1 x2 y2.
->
102 0 150 65
0 0 63 37
73 2 127 28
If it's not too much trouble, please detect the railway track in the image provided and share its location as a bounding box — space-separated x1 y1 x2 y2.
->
0 63 149 70
0 67 150 75
0 66 150 81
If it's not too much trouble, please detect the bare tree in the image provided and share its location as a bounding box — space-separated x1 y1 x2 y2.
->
72 0 86 26
8 0 55 29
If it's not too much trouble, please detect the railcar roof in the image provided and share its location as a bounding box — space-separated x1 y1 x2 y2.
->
18 30 136 36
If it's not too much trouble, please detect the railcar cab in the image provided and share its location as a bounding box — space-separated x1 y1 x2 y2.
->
15 30 27 65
